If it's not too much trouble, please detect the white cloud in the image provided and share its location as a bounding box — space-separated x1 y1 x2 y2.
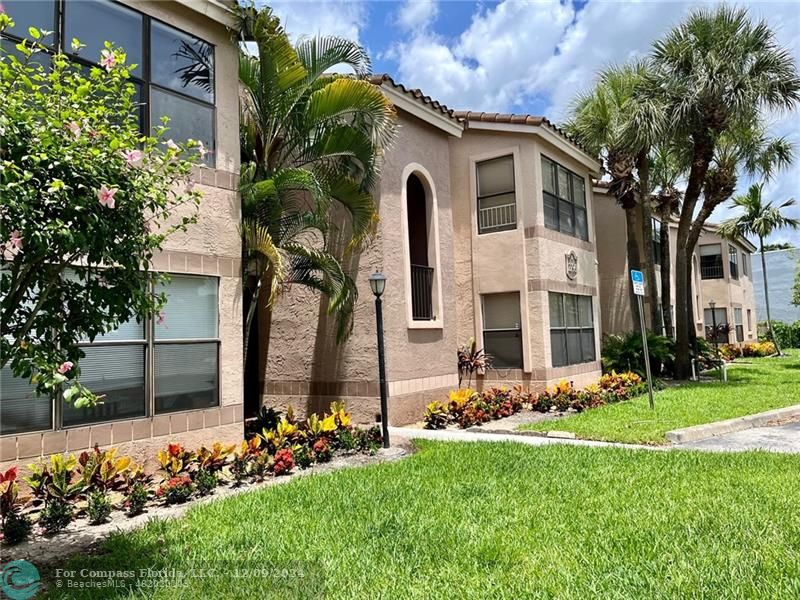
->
396 0 438 32
266 0 368 44
386 0 574 111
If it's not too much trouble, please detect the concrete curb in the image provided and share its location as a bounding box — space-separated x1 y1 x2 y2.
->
666 404 800 444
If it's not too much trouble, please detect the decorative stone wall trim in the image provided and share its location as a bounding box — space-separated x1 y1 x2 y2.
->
264 380 380 398
150 250 242 278
481 361 601 382
388 373 459 396
524 226 594 252
665 404 800 444
527 279 597 296
190 165 240 191
1 404 244 462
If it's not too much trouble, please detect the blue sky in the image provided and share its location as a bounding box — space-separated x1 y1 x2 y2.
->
264 0 800 246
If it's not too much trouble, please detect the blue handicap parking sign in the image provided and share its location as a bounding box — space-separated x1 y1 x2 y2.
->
630 270 644 283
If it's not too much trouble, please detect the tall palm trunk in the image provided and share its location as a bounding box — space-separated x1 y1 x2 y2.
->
638 153 662 333
674 132 715 379
659 215 673 337
759 235 782 355
625 206 643 333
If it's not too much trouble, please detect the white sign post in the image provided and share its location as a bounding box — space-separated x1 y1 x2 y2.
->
630 270 655 410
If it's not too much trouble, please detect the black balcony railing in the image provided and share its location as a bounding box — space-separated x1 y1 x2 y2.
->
410 264 434 320
700 255 724 280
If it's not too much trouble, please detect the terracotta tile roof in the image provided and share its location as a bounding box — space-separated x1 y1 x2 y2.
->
454 110 592 157
368 74 460 122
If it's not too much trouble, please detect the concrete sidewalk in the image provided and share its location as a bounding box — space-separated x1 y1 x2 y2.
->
390 422 800 454
389 426 663 451
676 420 800 453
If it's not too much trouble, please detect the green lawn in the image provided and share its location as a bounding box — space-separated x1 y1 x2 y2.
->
521 350 800 444
47 442 800 599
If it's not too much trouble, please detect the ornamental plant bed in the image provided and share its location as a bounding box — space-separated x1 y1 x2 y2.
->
1 402 384 553
422 372 646 430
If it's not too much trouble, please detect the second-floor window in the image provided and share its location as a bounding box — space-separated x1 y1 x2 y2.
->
542 156 588 241
742 252 749 277
2 0 216 166
729 245 739 280
699 244 724 279
476 156 516 234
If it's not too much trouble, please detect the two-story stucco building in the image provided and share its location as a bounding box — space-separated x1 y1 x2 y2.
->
594 186 758 344
262 77 603 425
1 0 243 465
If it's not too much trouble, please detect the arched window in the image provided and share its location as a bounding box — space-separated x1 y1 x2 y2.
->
401 165 443 327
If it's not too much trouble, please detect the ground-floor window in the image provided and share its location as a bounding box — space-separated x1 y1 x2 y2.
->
703 307 729 344
1 274 219 436
747 309 752 332
734 308 744 343
481 292 523 369
549 292 596 367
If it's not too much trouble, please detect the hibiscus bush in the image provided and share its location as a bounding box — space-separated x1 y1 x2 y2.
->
0 16 203 407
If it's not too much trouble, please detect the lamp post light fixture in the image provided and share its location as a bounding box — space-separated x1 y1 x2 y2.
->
369 272 390 448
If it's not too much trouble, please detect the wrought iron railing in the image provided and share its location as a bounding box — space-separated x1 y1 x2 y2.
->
700 256 724 280
410 264 434 320
478 202 516 234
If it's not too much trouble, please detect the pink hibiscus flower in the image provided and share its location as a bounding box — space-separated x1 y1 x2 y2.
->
8 230 22 250
197 141 211 159
97 185 118 208
57 361 73 375
164 139 179 151
156 312 166 325
66 121 81 139
121 149 144 166
100 49 116 71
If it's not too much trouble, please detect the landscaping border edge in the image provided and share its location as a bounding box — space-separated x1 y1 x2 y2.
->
665 405 800 444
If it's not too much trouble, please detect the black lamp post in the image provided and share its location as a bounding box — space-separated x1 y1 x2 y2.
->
369 272 390 449
709 299 719 361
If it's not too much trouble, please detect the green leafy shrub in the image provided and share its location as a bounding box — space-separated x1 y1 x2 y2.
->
194 469 218 496
40 499 74 534
2 511 32 545
87 490 112 525
293 445 314 469
769 321 800 349
601 332 674 378
124 482 149 517
423 401 449 429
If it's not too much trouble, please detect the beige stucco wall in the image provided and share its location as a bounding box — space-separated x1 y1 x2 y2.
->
449 128 602 390
1 1 243 462
263 109 459 425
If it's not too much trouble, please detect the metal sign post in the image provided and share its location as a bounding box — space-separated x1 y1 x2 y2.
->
631 270 655 410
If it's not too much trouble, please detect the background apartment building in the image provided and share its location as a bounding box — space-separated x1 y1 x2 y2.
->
263 79 603 425
594 186 758 344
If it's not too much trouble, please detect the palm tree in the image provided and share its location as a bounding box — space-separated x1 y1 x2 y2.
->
718 183 799 354
237 7 397 396
649 144 686 337
645 5 800 378
566 62 663 332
